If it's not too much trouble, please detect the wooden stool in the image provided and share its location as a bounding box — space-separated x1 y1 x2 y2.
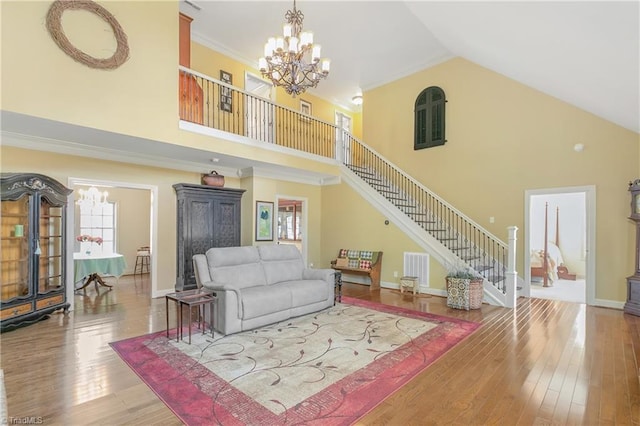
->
134 246 150 275
400 276 418 295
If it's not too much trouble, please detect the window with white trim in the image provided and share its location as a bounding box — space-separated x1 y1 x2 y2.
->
77 202 116 255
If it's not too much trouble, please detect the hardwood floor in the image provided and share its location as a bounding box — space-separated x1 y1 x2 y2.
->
1 276 638 425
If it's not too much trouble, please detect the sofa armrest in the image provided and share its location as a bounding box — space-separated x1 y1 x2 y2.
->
303 268 335 283
193 254 211 289
200 280 241 292
200 280 245 319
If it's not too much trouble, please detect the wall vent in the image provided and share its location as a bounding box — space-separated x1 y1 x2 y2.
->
403 252 429 286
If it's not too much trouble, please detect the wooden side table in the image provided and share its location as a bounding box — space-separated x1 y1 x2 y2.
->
334 270 342 304
166 289 216 344
400 276 418 295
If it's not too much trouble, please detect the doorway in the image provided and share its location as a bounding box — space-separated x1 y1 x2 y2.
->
67 178 158 310
276 197 308 264
245 72 274 142
335 111 352 163
524 186 595 304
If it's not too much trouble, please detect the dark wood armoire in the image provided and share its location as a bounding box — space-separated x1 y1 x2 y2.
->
173 183 245 291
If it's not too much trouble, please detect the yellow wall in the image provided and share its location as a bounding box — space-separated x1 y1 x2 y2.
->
1 0 180 143
363 57 640 302
0 1 341 180
1 146 326 293
240 176 323 266
190 41 362 139
1 146 212 293
3 2 637 304
321 182 448 290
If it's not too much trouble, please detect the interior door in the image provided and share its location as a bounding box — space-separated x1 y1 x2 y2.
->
335 112 352 163
245 73 274 143
525 188 594 304
277 198 305 261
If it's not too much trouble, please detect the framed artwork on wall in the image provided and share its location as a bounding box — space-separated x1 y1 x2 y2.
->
255 201 274 241
220 70 233 113
300 99 312 116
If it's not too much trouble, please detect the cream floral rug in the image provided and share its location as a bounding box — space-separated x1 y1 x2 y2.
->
111 297 480 425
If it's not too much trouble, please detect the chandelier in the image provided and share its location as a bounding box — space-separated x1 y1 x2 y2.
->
258 0 330 97
77 186 109 209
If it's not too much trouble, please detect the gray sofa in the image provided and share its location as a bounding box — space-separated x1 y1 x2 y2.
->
193 244 335 335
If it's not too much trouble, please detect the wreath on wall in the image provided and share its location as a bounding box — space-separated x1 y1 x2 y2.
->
46 0 130 70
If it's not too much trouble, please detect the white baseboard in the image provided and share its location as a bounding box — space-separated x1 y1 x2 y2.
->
592 298 624 310
345 277 622 307
343 279 445 298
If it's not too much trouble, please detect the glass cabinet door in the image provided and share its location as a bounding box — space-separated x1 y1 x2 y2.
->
39 199 64 293
1 196 31 301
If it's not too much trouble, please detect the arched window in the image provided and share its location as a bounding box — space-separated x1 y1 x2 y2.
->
414 86 446 150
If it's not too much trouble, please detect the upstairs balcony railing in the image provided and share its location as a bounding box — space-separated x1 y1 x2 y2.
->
179 66 517 307
179 66 336 159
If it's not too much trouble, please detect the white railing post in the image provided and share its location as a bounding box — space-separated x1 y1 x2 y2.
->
505 226 518 308
336 129 344 163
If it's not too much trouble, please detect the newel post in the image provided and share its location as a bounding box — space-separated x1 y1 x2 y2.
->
505 226 518 308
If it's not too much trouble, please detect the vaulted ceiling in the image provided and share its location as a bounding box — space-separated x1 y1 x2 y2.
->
182 1 639 133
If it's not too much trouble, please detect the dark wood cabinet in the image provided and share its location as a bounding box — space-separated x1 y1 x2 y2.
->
173 183 245 291
1 173 72 331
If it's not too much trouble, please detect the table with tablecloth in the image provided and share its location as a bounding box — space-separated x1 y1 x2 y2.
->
73 253 127 290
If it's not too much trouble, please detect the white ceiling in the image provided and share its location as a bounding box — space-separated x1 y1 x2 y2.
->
183 0 640 133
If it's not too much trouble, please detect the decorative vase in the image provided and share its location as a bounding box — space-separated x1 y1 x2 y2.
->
202 171 225 187
446 277 484 310
80 241 92 256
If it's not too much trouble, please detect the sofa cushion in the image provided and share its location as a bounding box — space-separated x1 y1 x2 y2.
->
207 246 260 267
258 244 304 285
282 279 330 307
240 284 291 320
206 246 266 289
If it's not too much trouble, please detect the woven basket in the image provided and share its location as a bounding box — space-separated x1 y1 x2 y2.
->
446 277 484 310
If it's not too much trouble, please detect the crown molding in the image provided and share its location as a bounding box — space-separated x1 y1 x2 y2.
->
1 131 238 177
3 128 341 187
238 166 341 187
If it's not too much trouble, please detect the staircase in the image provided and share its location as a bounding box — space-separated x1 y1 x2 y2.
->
339 133 518 307
175 67 517 306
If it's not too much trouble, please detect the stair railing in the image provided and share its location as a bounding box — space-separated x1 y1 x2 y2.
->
178 66 517 307
340 131 517 307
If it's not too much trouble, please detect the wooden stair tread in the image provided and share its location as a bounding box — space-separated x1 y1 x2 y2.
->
449 246 471 251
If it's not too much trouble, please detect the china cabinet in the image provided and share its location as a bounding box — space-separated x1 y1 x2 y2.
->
625 179 640 316
173 183 245 291
1 173 72 331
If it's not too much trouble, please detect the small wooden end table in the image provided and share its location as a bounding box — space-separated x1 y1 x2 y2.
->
400 276 418 295
165 289 216 344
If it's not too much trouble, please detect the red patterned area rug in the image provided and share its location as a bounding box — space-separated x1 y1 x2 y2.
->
110 297 480 425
